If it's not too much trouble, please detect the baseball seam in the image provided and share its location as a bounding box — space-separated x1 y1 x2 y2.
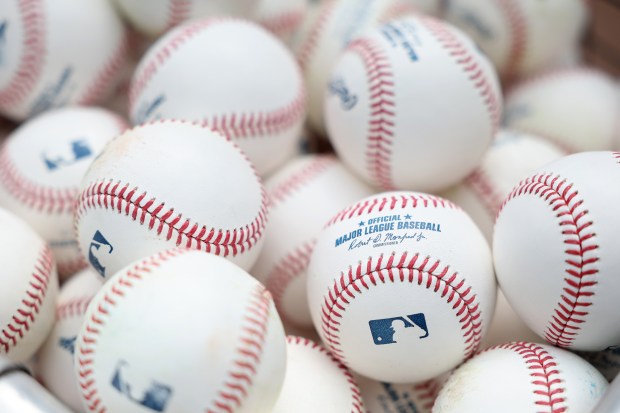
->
296 0 336 71
0 245 53 354
75 177 268 258
500 173 599 348
348 37 396 190
129 18 306 140
259 8 306 38
57 256 88 278
286 335 364 413
326 193 459 228
493 342 567 412
0 0 45 108
57 296 94 320
321 251 483 363
413 379 443 411
465 167 505 219
166 0 191 31
497 0 526 81
614 152 620 163
422 17 501 133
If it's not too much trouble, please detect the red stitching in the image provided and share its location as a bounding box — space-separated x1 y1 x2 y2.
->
492 342 567 412
57 255 88 278
129 18 305 140
321 252 482 364
0 0 45 108
412 378 443 411
497 0 526 81
207 285 273 413
267 155 336 208
260 9 305 38
499 173 600 348
286 336 364 413
325 193 459 228
296 0 337 70
75 176 268 258
0 245 53 354
166 0 191 31
422 17 501 133
79 29 129 106
77 248 186 413
465 168 504 218
614 152 620 164
57 297 93 320
347 38 396 190
265 240 316 323
0 148 76 214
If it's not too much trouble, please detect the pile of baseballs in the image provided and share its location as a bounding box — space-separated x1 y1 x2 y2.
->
0 0 619 412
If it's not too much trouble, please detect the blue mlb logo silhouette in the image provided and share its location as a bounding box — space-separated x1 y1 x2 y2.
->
368 313 429 345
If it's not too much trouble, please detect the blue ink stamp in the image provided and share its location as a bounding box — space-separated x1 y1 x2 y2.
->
369 313 429 345
111 360 173 412
0 20 7 66
89 231 113 277
135 94 166 124
328 78 358 110
59 336 77 355
42 139 92 170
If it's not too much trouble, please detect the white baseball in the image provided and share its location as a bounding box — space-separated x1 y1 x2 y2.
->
251 154 375 328
356 373 446 413
504 68 620 153
36 268 103 412
272 336 364 412
307 191 496 383
442 0 589 79
0 0 128 121
0 207 58 362
577 347 620 382
442 129 566 242
129 18 306 176
74 120 268 280
0 107 128 279
112 0 258 38
293 0 417 135
494 151 620 350
325 16 501 192
254 0 308 44
75 249 286 413
433 342 607 412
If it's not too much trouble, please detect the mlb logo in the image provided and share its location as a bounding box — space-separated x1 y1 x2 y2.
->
89 230 114 277
368 313 429 345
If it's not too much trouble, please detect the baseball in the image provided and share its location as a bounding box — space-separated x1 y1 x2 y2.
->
0 0 128 121
442 129 566 242
293 0 416 136
35 268 103 412
443 0 589 79
75 249 287 413
433 342 607 412
494 151 620 350
405 0 443 16
251 154 375 328
129 18 306 176
504 68 620 153
325 16 502 192
112 0 258 38
272 336 364 412
74 120 268 280
0 107 128 279
254 0 308 43
0 207 58 362
307 191 496 383
577 347 620 382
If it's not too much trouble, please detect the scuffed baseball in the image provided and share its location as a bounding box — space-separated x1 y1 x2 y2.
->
129 18 306 176
272 336 364 412
443 0 589 79
0 107 128 279
251 154 376 328
325 16 502 191
75 249 286 413
433 342 607 412
504 68 620 153
494 151 620 350
307 191 496 383
442 129 566 242
254 0 308 44
293 0 417 135
0 0 128 121
0 207 58 362
36 268 103 412
74 120 268 279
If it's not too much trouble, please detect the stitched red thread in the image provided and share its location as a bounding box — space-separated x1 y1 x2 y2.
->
260 9 305 38
268 155 336 207
412 378 442 411
265 240 316 323
614 152 620 163
325 193 459 228
75 177 268 258
0 245 54 354
422 17 501 133
207 285 273 412
465 168 504 218
129 18 305 140
496 0 526 82
296 0 336 70
287 336 364 413
57 256 88 278
166 0 191 31
347 38 396 190
499 173 599 348
0 0 45 108
57 297 93 320
321 252 482 363
493 342 567 412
